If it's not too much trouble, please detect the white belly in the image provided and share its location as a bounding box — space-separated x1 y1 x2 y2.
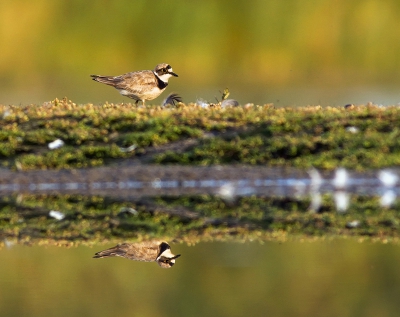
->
119 87 165 101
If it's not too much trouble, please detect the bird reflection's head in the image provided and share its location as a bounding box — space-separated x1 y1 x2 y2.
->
156 244 181 268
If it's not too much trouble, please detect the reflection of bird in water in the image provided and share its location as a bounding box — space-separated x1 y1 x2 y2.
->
93 241 181 268
90 63 178 106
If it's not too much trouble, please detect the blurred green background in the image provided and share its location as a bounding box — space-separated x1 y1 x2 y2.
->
1 0 400 106
1 241 400 317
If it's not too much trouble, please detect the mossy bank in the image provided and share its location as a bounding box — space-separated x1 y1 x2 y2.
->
1 99 400 170
1 194 399 248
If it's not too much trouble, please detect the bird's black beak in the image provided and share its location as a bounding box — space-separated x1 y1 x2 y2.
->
172 254 181 259
169 71 178 77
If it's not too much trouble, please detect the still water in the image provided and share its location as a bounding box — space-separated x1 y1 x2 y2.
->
1 240 400 317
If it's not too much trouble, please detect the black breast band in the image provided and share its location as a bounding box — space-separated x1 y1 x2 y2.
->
155 75 168 89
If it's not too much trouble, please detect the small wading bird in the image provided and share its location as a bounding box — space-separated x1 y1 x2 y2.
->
93 241 181 268
90 63 178 105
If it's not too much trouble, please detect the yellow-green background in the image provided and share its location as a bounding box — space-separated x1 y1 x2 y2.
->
1 0 400 105
1 241 400 317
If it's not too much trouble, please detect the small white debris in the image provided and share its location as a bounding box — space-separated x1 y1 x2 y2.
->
151 178 162 189
346 126 359 133
119 144 137 153
378 170 398 188
15 161 23 171
49 210 65 220
118 207 138 216
48 139 65 150
218 182 236 202
16 194 24 204
308 168 323 189
346 220 360 228
3 239 16 248
308 168 323 213
332 168 348 189
380 190 397 208
308 192 322 213
2 109 12 119
334 191 350 213
196 99 209 108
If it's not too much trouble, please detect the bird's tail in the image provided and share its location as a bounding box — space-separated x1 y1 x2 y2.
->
90 75 120 87
93 245 126 258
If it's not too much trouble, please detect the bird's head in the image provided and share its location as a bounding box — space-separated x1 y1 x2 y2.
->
154 63 178 82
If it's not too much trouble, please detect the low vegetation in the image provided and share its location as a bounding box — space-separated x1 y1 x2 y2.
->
1 99 400 171
0 193 399 248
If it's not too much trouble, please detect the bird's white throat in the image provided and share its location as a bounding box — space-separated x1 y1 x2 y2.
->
155 72 173 83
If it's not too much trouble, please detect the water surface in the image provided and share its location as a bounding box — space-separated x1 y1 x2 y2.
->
1 240 399 317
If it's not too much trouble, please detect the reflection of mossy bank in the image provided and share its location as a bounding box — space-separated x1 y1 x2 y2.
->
1 194 399 247
1 100 400 170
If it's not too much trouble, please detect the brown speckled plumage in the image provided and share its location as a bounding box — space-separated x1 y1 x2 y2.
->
93 241 181 268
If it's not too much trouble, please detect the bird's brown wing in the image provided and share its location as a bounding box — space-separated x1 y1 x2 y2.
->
124 242 161 262
93 242 160 262
114 70 158 95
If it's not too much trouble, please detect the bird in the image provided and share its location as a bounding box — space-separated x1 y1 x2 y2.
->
90 63 178 105
93 241 181 268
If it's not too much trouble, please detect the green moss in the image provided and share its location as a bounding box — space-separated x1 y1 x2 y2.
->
1 194 400 247
1 100 400 170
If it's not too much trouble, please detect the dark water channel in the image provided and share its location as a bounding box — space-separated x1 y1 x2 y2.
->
1 165 400 211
